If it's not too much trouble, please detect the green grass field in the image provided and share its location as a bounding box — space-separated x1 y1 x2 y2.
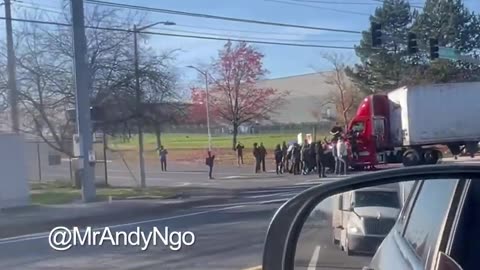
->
110 133 301 150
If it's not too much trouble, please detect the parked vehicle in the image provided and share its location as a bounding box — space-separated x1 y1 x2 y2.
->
332 186 400 255
337 82 480 169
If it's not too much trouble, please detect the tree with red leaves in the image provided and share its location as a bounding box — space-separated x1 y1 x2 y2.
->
187 87 208 124
207 41 287 149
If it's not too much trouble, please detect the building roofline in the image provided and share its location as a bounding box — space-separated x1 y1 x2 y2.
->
260 71 333 82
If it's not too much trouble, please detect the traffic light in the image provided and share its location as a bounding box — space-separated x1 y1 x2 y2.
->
371 22 382 48
429 38 439 60
407 32 418 54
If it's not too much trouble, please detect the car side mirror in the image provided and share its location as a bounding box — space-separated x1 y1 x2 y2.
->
261 164 480 270
437 252 463 270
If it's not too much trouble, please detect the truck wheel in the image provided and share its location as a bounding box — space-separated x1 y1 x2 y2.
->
465 142 479 158
424 149 440 164
402 149 421 167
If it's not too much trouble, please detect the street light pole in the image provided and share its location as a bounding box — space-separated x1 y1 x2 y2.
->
133 24 147 189
204 72 212 152
187 66 212 151
133 21 175 188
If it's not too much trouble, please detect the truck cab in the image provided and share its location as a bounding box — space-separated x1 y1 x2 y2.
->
332 186 401 256
347 95 393 169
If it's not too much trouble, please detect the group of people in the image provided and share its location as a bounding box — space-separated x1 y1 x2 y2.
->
245 123 353 178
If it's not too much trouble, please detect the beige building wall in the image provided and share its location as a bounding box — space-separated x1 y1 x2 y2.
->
255 72 338 124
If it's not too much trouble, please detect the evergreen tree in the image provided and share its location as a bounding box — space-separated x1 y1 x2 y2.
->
347 0 414 94
409 0 480 83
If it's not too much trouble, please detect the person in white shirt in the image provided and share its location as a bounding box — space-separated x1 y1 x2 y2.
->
336 138 347 175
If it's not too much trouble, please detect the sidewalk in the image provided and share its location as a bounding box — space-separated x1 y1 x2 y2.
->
0 194 234 239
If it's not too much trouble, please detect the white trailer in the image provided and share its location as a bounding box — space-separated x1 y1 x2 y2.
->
387 82 480 165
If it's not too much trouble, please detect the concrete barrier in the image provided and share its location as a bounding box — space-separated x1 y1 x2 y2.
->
0 133 30 208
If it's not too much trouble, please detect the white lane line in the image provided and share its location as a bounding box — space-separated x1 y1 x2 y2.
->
0 205 245 245
308 245 321 270
247 192 298 199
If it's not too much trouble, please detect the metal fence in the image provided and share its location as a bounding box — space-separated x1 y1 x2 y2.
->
25 138 107 184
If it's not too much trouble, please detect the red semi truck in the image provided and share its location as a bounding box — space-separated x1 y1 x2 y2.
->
339 82 480 169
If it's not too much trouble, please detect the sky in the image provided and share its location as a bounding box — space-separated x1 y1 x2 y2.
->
1 0 480 85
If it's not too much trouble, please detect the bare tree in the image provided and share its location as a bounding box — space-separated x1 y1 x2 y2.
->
322 53 362 129
11 7 180 156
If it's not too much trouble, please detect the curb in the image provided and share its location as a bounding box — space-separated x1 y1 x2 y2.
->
0 196 233 239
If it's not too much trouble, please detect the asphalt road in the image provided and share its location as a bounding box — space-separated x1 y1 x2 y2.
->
295 212 372 270
0 182 334 270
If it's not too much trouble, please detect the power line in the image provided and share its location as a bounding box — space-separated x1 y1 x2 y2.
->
291 0 379 5
0 17 356 49
153 27 359 43
370 0 423 8
265 0 371 15
84 0 362 34
174 23 356 39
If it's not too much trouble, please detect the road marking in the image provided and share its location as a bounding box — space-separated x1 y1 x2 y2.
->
242 265 262 270
0 205 245 245
308 245 321 270
247 192 297 199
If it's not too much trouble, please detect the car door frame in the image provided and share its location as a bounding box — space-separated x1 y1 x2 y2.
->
393 179 467 270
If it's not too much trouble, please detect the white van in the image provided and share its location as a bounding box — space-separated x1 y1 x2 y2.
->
332 185 401 255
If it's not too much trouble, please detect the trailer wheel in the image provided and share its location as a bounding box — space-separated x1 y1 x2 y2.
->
403 149 421 166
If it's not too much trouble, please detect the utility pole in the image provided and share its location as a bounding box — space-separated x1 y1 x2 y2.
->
70 0 96 202
133 24 147 189
132 21 175 188
4 0 19 133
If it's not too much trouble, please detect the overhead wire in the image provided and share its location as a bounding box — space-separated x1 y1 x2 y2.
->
84 0 362 34
0 17 357 49
264 0 372 15
153 26 359 43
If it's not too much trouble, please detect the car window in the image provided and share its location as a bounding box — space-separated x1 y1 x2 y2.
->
403 179 460 268
354 191 399 208
396 180 421 233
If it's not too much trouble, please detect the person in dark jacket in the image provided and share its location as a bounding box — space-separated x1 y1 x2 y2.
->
301 140 310 175
206 151 215 179
330 122 344 143
157 145 168 171
253 143 261 173
274 144 283 175
281 141 288 173
309 143 317 174
316 141 327 178
259 142 267 172
292 143 301 175
235 142 245 166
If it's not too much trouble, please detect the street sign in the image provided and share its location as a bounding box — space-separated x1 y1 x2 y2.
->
436 47 480 65
439 47 459 60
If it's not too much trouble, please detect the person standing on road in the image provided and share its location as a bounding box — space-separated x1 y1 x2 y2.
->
301 140 309 175
274 144 283 175
336 137 348 176
281 141 288 172
253 142 261 173
316 141 327 178
292 143 301 175
259 142 267 172
206 151 215 179
235 142 245 166
157 145 168 171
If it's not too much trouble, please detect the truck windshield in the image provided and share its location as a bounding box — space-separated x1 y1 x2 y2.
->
352 122 365 133
354 191 400 208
